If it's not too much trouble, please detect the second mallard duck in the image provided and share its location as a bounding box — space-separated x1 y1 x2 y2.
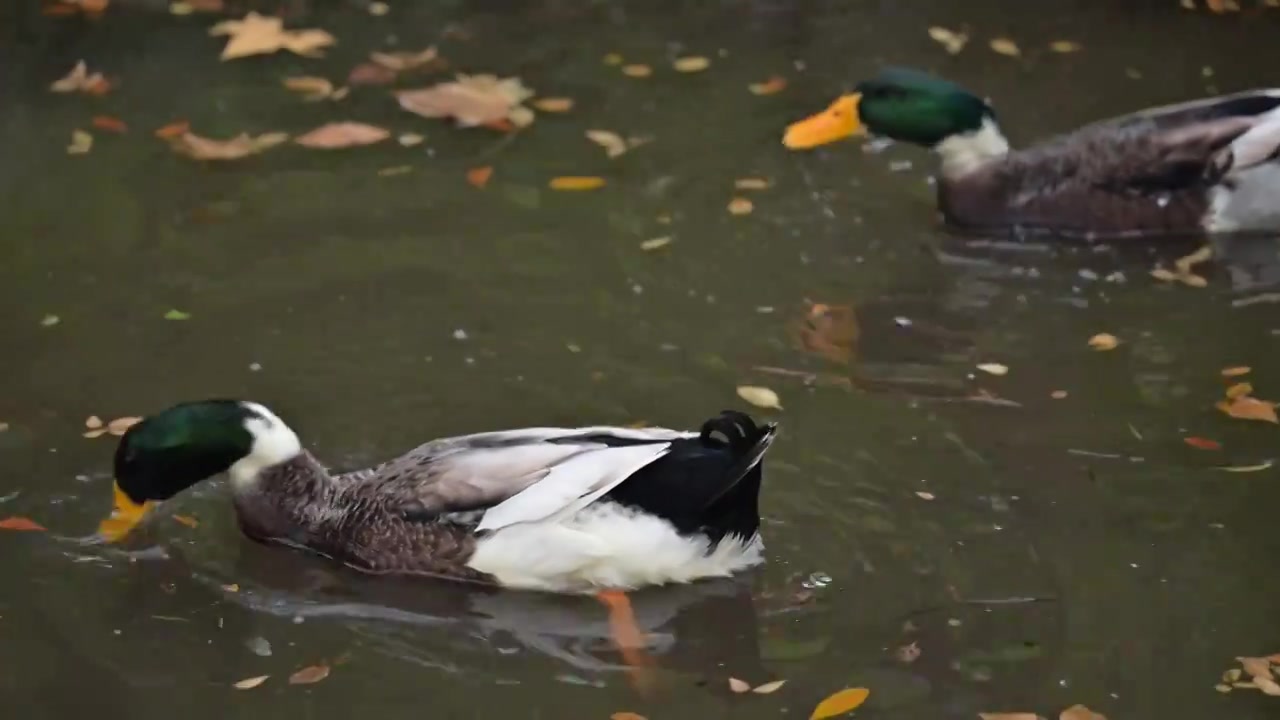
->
784 67 1280 240
97 400 776 594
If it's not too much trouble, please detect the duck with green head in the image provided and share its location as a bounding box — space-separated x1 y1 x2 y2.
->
783 67 1280 240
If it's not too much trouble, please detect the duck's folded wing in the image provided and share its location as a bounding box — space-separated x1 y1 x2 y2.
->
361 427 694 523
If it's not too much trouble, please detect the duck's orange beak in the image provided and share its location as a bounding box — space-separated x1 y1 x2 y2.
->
97 482 155 542
782 93 864 150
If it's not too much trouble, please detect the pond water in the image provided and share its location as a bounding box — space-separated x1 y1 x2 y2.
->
2 1 1279 718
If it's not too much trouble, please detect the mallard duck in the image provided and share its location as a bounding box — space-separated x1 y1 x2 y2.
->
96 400 777 594
783 67 1280 240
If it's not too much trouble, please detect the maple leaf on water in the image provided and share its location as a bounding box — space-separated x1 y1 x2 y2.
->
166 131 289 160
397 74 534 128
208 12 335 61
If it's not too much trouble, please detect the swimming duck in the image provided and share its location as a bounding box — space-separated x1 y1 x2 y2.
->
783 67 1280 240
96 400 777 594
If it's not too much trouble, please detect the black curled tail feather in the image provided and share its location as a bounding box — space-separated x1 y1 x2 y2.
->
699 411 778 509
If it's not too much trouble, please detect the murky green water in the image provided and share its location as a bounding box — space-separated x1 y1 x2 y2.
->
3 0 1280 717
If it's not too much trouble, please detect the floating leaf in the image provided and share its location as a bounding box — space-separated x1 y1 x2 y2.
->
397 74 533 128
154 120 190 139
673 56 710 73
398 132 425 147
41 314 61 327
753 679 787 694
586 129 629 158
282 76 337 101
167 131 289 161
748 75 787 95
466 166 493 189
728 677 752 694
915 491 935 500
1059 704 1106 720
86 416 104 430
927 26 968 54
1218 461 1274 473
1183 436 1222 450
163 309 191 320
809 687 870 720
288 664 330 685
621 64 652 78
610 714 646 720
735 177 771 190
640 236 671 251
50 60 111 95
1221 366 1251 377
0 516 47 531
736 385 782 410
294 122 390 149
369 47 438 71
172 514 199 528
1087 333 1119 351
107 416 142 434
532 97 574 112
989 38 1022 57
1051 390 1068 399
1226 382 1253 400
979 715 1043 720
549 176 605 191
1217 396 1279 424
91 116 127 133
209 12 335 60
368 1 389 16
67 130 93 155
348 62 397 86
233 675 269 690
1049 40 1083 53
728 197 754 215
976 363 1008 376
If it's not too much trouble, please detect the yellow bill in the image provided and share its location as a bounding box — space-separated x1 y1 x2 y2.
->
97 482 155 542
782 93 864 150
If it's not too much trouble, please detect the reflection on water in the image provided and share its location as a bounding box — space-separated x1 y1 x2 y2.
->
2 1 1280 719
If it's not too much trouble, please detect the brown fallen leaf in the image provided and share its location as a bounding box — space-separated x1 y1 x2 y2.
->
549 176 605 191
1217 396 1279 424
1183 436 1222 450
1237 656 1274 682
673 56 710 73
466 166 493 189
154 120 190 139
50 60 111 94
728 197 754 215
208 12 335 61
172 514 199 528
370 47 439 71
348 62 397 86
610 713 646 720
233 675 269 690
1087 333 1119 351
288 664 330 685
1226 382 1254 400
282 76 340 101
1059 704 1107 720
894 641 921 663
1222 366 1252 377
91 116 127 133
294 122 390 149
397 74 533 128
809 688 870 720
167 131 289 161
748 75 787 95
0 516 47 531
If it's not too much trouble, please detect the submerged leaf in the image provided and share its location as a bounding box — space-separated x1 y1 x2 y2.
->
736 385 782 410
621 64 652 78
1049 40 1083 53
673 56 710 73
369 47 438 71
748 75 787 95
640 236 672 251
50 60 110 94
466 166 493 189
67 130 94 155
610 714 646 720
532 97 574 112
727 197 754 215
1183 436 1222 450
809 687 870 720
172 514 199 528
549 176 605 191
107 416 142 434
288 664 330 685
989 38 1022 57
163 309 191 320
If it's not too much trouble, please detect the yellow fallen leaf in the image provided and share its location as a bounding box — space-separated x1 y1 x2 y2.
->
549 176 605 191
233 675 269 690
294 122 390 149
288 664 330 685
602 53 624 65
927 26 968 54
1217 396 1279 424
1049 40 1082 53
673 56 710 72
734 177 771 190
1226 382 1254 400
727 197 754 215
748 75 787 95
1087 333 1119 351
976 363 1009 376
809 687 870 720
736 385 781 410
209 12 335 60
621 64 652 78
640 236 671 251
1222 366 1251 377
1059 704 1106 720
532 97 574 112
990 38 1021 56
753 679 787 694
67 129 93 155
728 677 751 693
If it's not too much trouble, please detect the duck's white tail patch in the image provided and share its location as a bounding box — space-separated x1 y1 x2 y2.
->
467 503 763 593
